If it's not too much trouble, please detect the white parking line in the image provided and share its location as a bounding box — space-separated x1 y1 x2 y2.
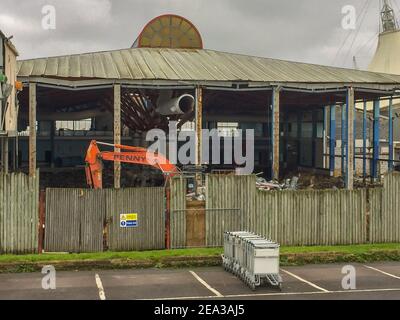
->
95 274 106 301
364 265 400 280
143 288 400 301
280 268 330 293
189 271 224 297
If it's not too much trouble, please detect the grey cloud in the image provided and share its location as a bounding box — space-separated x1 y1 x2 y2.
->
0 0 389 69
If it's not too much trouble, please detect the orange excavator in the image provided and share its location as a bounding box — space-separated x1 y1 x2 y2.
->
85 140 180 189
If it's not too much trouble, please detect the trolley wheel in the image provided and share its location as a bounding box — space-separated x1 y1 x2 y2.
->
251 282 256 291
278 283 283 291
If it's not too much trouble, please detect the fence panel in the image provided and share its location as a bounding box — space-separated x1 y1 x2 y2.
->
80 190 106 253
169 177 187 249
107 188 165 251
45 187 165 252
205 175 367 246
205 209 242 247
370 173 400 243
0 171 39 254
45 189 105 253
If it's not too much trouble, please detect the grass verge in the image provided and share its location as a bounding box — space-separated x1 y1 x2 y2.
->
0 244 399 273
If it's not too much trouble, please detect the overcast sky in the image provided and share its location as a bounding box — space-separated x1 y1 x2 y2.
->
0 0 396 69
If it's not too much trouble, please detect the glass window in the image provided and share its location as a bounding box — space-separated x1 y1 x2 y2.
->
56 119 92 131
301 123 313 138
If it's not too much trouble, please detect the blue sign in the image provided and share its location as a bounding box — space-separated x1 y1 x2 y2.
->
120 214 138 228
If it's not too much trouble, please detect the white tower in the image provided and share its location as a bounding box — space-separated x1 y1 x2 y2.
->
369 0 400 74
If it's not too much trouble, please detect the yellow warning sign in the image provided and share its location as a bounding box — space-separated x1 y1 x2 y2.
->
120 213 138 228
125 214 137 221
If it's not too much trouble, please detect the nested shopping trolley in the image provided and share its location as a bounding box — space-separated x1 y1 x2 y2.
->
223 231 282 291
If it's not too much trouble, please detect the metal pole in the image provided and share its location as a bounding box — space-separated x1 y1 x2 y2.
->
388 97 394 171
329 105 336 176
323 106 327 169
363 101 367 180
354 102 356 172
341 104 346 178
346 87 355 190
372 100 380 181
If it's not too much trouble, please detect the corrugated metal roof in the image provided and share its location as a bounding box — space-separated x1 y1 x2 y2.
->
16 48 400 84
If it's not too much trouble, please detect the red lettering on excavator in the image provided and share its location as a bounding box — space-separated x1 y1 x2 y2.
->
114 154 147 162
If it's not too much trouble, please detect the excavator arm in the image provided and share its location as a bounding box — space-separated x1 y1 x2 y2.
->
85 140 180 189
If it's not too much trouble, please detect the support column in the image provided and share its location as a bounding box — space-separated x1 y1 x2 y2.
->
114 84 121 189
271 87 280 180
297 111 302 166
29 83 37 177
329 105 336 176
195 87 203 188
363 101 367 180
346 87 355 190
372 100 380 181
341 104 346 177
50 121 55 168
195 87 203 167
323 107 327 169
389 97 394 172
354 102 357 171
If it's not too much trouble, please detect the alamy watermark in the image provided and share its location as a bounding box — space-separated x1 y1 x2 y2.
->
341 5 356 30
146 121 255 175
341 265 356 290
42 265 56 290
41 5 56 30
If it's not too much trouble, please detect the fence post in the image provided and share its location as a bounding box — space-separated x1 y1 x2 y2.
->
165 185 171 250
38 190 46 254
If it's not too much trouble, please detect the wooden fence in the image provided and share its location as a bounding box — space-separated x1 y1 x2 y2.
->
2 172 399 254
45 187 165 252
204 175 367 246
369 173 400 243
0 171 39 254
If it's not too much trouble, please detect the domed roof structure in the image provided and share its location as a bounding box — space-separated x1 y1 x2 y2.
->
132 14 203 49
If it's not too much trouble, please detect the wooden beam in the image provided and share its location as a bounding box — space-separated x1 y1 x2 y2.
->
272 87 280 180
195 87 203 189
114 84 121 189
195 87 203 166
346 87 355 190
29 83 37 177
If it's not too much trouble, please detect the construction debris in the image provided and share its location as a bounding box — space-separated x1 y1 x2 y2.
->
256 176 299 191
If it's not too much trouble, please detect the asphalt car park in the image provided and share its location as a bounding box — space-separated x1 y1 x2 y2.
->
0 262 399 300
